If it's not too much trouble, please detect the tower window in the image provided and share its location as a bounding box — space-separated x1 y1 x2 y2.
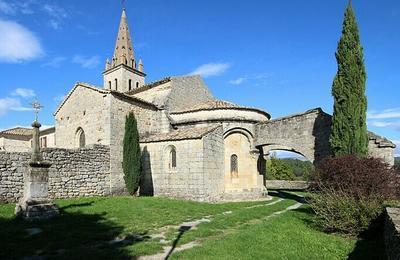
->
136 82 139 88
115 79 118 91
230 154 238 177
129 79 132 91
108 81 111 89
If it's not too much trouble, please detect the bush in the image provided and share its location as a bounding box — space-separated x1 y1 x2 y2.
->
308 155 400 235
311 155 399 200
309 188 383 235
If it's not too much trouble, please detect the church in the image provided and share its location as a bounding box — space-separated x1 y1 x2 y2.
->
54 9 272 201
1 9 395 202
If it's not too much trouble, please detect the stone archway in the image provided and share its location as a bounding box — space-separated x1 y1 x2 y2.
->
255 108 332 165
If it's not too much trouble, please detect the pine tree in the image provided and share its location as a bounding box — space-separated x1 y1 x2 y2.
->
329 1 368 157
122 112 141 195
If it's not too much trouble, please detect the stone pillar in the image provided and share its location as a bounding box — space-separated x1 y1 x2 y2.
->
15 120 59 220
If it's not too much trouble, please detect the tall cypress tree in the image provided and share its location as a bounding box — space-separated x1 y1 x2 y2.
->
329 1 368 157
122 112 141 195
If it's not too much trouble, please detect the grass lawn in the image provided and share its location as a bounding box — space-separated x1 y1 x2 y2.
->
0 192 386 259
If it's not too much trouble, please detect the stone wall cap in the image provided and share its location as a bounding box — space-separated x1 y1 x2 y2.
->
257 107 329 125
140 125 221 143
368 131 396 148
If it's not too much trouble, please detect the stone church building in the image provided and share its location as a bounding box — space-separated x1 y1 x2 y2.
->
1 9 396 202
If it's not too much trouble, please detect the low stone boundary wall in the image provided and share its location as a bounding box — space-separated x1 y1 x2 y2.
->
385 207 400 260
265 180 310 190
0 145 110 203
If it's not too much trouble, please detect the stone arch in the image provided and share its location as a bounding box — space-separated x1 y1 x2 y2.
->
224 127 254 149
75 127 85 148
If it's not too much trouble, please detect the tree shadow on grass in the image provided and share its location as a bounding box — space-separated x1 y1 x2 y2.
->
268 190 306 203
0 202 150 259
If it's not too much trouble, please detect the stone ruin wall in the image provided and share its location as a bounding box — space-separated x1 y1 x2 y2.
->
0 145 110 203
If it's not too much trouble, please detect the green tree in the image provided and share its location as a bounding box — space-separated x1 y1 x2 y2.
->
122 112 141 195
329 2 368 157
266 156 295 181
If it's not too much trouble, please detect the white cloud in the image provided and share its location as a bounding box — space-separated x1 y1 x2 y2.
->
0 97 32 116
12 88 36 98
42 56 66 68
367 108 400 119
43 4 67 30
229 77 246 85
189 63 230 78
0 19 43 63
72 55 101 69
368 121 400 128
0 0 15 14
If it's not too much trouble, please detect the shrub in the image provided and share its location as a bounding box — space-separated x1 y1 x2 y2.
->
309 155 400 235
309 188 383 235
311 155 399 200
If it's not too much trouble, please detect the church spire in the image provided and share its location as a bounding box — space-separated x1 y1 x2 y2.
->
112 9 135 68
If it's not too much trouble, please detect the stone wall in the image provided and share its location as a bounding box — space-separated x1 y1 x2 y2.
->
109 95 161 194
55 85 111 148
384 207 400 260
203 127 224 200
265 180 310 190
0 136 31 152
0 145 110 203
255 108 332 163
140 127 225 202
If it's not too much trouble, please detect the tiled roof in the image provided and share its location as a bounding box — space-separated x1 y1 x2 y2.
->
170 100 271 119
140 125 220 143
0 127 33 137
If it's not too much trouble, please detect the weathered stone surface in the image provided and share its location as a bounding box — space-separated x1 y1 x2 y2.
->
265 180 310 190
384 207 400 260
0 145 110 203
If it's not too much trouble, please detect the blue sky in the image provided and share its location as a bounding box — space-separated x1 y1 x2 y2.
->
0 0 399 156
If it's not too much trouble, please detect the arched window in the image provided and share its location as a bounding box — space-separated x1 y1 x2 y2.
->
136 82 139 88
129 79 132 91
230 154 238 177
115 78 118 91
170 148 177 170
108 81 111 89
76 128 86 148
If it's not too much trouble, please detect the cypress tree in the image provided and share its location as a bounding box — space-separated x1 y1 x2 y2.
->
122 112 141 195
329 1 368 157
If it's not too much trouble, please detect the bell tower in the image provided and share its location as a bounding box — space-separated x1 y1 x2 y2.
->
103 9 145 92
